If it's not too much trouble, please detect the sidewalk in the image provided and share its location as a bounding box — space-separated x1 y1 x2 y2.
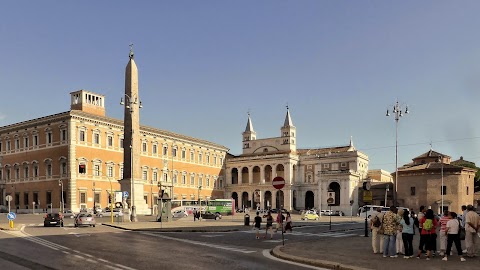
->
272 233 480 270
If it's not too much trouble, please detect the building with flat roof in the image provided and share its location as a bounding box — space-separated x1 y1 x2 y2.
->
0 54 228 214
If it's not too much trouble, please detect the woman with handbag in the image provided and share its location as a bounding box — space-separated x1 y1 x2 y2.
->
442 212 466 262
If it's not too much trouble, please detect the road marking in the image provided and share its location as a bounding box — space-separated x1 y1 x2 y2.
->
140 232 256 254
263 239 288 243
201 235 224 237
104 265 123 270
86 258 98 263
74 254 84 259
262 249 329 269
98 259 111 263
240 230 357 238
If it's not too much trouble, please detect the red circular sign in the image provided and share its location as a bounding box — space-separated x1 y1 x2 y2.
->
272 176 285 189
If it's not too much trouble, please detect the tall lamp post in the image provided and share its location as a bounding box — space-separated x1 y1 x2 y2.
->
59 179 64 214
198 185 202 220
386 100 409 206
438 156 444 213
120 93 142 222
384 185 389 207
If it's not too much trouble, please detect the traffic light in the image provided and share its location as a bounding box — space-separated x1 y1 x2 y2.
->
79 164 86 174
108 193 112 204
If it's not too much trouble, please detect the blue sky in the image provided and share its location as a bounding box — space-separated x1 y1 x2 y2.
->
1 1 480 172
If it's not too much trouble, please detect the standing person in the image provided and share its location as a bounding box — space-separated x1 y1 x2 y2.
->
416 209 437 260
253 212 262 239
460 205 467 228
263 211 274 239
382 206 399 258
370 207 384 254
464 205 479 257
438 210 450 256
275 212 283 233
400 209 414 258
416 206 426 254
442 212 466 262
396 208 405 255
193 209 197 222
284 212 293 233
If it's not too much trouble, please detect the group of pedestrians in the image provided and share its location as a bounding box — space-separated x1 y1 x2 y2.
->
370 204 480 262
252 211 292 239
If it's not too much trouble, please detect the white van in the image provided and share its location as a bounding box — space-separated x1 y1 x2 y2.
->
358 205 386 218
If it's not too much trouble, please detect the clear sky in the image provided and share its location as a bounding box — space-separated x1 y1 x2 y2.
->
1 1 480 172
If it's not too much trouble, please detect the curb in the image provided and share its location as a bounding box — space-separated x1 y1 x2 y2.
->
101 223 243 232
271 245 370 270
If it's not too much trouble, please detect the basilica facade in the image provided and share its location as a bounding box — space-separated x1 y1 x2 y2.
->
225 110 369 215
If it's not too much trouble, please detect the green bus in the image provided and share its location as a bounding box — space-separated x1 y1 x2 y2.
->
207 199 234 215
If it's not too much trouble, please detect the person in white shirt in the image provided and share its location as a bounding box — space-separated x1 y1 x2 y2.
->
464 205 479 257
442 212 465 262
370 207 384 254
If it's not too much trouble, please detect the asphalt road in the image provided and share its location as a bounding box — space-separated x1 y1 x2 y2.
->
0 214 363 270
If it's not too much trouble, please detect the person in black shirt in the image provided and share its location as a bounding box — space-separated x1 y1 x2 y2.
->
253 212 262 239
263 211 274 239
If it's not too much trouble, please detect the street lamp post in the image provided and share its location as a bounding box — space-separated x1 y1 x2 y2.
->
385 185 389 207
58 179 64 214
198 185 202 221
386 100 409 206
120 93 142 222
93 181 96 214
438 156 444 213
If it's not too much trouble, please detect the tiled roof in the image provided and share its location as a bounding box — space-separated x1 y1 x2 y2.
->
297 145 353 155
413 150 450 160
399 162 475 172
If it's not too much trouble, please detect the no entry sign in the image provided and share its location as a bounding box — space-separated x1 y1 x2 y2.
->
272 176 285 189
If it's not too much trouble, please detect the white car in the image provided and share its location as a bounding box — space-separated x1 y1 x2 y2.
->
104 208 124 217
62 210 76 219
172 210 188 218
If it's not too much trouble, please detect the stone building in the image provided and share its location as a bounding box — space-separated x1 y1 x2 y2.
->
225 111 369 215
0 53 228 214
396 150 476 213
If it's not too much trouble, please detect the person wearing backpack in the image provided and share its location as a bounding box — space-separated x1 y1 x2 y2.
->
370 207 384 254
416 209 437 260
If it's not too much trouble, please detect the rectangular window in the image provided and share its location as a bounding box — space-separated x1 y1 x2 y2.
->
108 136 113 147
61 130 67 141
94 193 100 204
80 131 85 142
182 149 186 159
24 166 29 178
173 174 177 184
24 192 29 206
15 139 20 150
61 163 67 176
163 173 168 182
94 165 100 176
34 165 38 177
144 195 148 204
15 167 20 179
153 172 158 181
341 162 347 167
47 132 52 144
120 138 124 149
467 186 469 195
190 151 194 161
33 135 38 146
441 186 447 195
46 191 52 205
6 169 10 180
323 164 329 168
120 167 124 179
7 141 11 151
153 145 157 154
24 138 29 148
47 164 52 177
142 142 147 152
108 166 113 178
214 156 217 165
80 192 86 204
143 171 148 181
182 175 186 185
190 175 195 186
199 177 203 187
94 133 100 144
199 153 202 163
172 148 177 157
206 178 210 187
206 155 210 164
220 157 223 165
410 187 416 196
163 146 168 156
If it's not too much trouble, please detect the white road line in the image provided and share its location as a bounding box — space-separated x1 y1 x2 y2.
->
331 234 356 238
62 251 70 255
201 235 224 237
98 259 111 263
115 263 137 270
141 232 256 254
104 265 123 270
73 254 84 259
83 253 94 258
86 258 98 263
262 249 329 270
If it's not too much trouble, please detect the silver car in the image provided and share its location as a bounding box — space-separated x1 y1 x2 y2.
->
74 213 96 227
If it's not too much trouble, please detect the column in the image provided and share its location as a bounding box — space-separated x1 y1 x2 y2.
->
226 168 232 186
248 168 253 185
285 163 292 184
260 166 265 184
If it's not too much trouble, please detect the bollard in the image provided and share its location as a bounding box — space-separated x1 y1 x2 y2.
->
9 220 14 229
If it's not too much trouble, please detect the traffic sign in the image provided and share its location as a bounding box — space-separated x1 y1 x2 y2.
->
363 190 373 202
272 177 285 190
7 212 16 220
5 195 12 202
123 191 129 199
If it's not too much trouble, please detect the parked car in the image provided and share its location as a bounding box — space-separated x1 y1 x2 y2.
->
44 213 64 227
201 211 222 220
104 208 124 217
302 210 319 221
74 213 96 227
62 209 76 219
172 210 188 218
331 211 345 216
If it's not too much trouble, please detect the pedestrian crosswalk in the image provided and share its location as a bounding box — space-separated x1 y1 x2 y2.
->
241 229 357 238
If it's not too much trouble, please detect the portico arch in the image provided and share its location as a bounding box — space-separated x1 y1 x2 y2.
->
264 191 272 210
305 191 314 210
252 166 260 183
275 190 284 209
232 192 238 209
241 191 249 209
264 165 272 182
241 167 249 184
231 168 238 184
328 182 341 206
276 164 284 178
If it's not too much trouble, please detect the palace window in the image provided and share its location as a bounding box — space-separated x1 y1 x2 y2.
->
153 144 158 155
107 136 113 147
410 187 416 196
47 132 53 144
94 133 100 145
79 131 85 142
142 142 147 153
108 166 114 178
